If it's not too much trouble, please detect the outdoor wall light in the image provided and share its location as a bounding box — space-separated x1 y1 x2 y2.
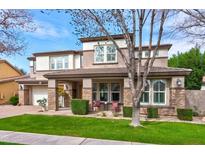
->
176 79 182 87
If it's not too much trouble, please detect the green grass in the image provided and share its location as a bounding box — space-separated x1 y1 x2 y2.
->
0 114 205 144
0 141 21 145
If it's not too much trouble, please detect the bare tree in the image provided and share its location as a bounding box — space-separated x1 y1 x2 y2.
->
67 9 169 127
173 9 205 45
0 9 35 56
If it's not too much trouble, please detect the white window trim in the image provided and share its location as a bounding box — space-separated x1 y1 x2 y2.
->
92 82 121 103
152 80 167 106
140 80 150 105
94 44 117 64
50 56 69 70
140 79 167 106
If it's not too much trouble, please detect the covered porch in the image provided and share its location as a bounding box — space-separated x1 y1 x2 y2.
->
47 77 125 112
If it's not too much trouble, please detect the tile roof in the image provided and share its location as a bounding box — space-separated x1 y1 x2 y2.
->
44 67 192 79
0 75 29 83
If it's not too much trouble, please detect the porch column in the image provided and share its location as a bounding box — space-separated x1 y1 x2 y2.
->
64 82 72 107
170 76 186 109
18 84 29 105
82 78 92 110
123 78 132 107
48 79 58 111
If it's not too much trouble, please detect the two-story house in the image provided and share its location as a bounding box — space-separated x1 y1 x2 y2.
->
17 34 191 115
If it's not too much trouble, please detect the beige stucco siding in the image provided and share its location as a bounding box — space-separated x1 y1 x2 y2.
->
36 56 49 71
83 49 168 68
83 39 127 50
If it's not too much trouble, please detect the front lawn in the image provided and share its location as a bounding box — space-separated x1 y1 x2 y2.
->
0 114 204 144
0 141 21 145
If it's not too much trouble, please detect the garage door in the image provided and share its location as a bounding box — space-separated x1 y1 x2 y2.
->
32 86 48 106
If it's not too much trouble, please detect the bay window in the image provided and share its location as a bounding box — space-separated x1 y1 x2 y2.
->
50 56 69 70
94 45 117 63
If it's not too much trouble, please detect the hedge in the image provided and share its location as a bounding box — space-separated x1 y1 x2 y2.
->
123 107 132 117
177 108 193 121
71 99 89 115
147 107 159 118
9 96 19 106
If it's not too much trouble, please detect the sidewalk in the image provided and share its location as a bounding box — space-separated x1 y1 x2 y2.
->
0 130 145 145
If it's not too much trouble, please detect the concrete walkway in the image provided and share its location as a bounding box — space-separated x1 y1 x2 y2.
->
0 130 145 145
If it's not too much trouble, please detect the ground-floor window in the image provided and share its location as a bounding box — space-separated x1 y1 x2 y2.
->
92 82 121 103
140 79 167 105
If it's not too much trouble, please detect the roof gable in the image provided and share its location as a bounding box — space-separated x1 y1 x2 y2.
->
0 60 23 79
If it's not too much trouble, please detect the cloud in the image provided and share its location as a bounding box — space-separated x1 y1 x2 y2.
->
27 20 70 39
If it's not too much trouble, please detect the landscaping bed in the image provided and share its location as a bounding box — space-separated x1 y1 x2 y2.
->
0 114 204 144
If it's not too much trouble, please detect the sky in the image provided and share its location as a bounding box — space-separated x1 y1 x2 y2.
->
1 10 198 73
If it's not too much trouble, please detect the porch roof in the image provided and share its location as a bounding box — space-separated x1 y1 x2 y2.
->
44 67 192 79
16 77 48 84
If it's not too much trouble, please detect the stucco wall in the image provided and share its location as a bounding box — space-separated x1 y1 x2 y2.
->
185 90 205 115
0 62 21 79
82 39 127 50
0 81 19 104
36 56 49 71
83 48 168 68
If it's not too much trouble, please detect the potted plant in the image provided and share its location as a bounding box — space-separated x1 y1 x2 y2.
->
37 98 47 112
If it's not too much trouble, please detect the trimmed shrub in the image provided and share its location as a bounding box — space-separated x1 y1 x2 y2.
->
9 96 19 106
71 99 89 115
177 108 193 121
147 107 159 118
192 111 199 117
123 107 132 117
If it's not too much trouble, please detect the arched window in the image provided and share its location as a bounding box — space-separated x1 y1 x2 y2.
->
140 80 150 104
153 80 166 104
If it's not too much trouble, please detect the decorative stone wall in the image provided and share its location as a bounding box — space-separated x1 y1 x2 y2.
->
185 90 205 116
140 107 176 116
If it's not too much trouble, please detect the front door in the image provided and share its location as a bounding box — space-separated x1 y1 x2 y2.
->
58 96 65 108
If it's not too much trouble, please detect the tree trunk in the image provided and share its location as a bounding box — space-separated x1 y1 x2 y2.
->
131 104 141 127
131 106 141 127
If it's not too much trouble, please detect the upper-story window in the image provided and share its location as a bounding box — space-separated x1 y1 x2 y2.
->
50 56 68 70
94 45 117 63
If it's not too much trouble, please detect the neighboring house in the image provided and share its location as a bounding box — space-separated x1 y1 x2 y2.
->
0 60 25 104
17 34 192 115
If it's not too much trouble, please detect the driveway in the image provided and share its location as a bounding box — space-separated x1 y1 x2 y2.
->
0 105 41 119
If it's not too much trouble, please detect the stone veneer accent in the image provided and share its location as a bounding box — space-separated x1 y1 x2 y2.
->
82 88 92 110
123 88 132 107
123 87 186 116
48 88 58 111
169 88 186 108
19 89 29 105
